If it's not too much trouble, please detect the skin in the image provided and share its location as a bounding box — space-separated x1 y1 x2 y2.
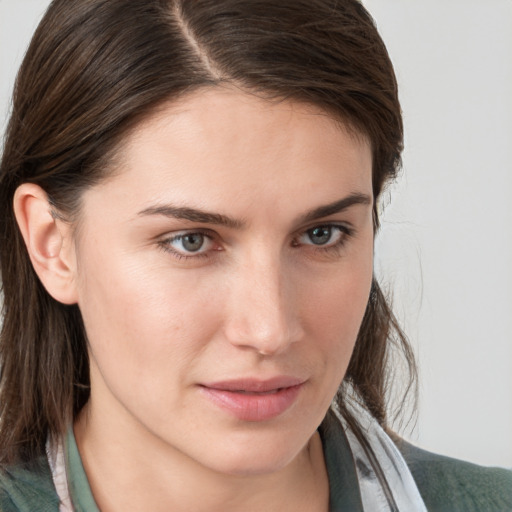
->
17 88 374 511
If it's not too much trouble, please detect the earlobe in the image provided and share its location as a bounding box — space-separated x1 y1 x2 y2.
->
13 183 79 305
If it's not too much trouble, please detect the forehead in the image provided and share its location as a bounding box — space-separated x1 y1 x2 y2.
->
87 87 372 219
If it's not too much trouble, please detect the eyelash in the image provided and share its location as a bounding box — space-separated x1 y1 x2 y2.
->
158 229 216 261
158 224 354 261
293 224 354 255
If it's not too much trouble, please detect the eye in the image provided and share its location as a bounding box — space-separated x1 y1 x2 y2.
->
177 233 206 252
159 230 218 258
295 225 349 248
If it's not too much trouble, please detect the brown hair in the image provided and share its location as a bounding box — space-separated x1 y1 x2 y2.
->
0 0 414 464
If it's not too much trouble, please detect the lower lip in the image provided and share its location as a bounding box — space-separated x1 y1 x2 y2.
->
199 384 303 422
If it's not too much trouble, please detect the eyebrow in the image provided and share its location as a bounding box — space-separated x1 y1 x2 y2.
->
137 192 371 228
137 204 244 229
299 193 371 223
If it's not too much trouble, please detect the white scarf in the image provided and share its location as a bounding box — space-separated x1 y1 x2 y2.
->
335 399 427 511
46 437 74 512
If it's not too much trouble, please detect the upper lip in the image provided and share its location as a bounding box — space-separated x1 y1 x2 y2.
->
201 376 305 393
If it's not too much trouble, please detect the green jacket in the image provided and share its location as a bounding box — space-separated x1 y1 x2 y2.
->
1 413 511 511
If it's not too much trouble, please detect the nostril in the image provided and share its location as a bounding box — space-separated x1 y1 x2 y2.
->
223 309 303 356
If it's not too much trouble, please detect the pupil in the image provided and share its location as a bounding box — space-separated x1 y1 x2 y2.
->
182 234 204 252
310 227 331 245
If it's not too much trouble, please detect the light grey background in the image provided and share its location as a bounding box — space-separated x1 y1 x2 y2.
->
1 0 511 468
366 0 512 468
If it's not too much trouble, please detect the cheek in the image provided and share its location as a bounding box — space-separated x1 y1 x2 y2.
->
75 248 223 388
298 248 373 371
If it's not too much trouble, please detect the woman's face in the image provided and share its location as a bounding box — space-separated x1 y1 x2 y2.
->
72 88 374 476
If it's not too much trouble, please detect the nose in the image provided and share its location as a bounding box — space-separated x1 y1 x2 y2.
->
222 253 304 356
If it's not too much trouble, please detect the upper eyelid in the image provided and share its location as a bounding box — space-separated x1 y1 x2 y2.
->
159 222 353 240
161 227 216 241
295 221 354 236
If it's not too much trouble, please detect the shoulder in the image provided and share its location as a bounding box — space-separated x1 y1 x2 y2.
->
394 437 512 512
0 456 59 512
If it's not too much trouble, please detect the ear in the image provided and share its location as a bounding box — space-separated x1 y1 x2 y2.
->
13 183 79 305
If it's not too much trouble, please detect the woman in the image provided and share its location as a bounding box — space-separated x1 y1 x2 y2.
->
0 1 510 511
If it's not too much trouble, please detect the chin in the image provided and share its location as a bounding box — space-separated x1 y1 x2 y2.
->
197 428 310 477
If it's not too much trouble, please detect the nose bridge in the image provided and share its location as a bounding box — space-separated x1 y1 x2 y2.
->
224 248 302 355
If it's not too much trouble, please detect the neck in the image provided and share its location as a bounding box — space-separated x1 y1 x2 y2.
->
73 402 329 512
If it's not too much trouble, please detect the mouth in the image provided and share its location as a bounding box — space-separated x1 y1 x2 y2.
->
231 389 283 395
199 377 305 422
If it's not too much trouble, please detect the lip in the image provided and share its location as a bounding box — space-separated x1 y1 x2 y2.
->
199 377 305 422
